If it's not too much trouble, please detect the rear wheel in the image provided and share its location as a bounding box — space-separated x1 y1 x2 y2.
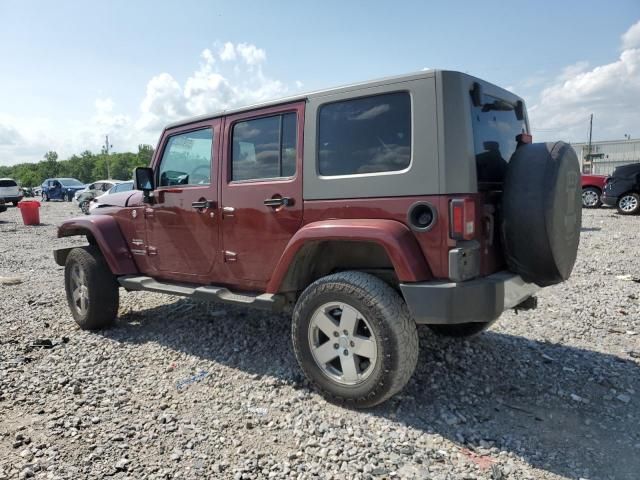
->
581 187 602 208
617 193 640 215
64 246 119 330
428 321 494 338
292 271 419 408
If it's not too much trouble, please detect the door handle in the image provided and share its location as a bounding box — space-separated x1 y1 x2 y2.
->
263 197 292 208
192 200 215 209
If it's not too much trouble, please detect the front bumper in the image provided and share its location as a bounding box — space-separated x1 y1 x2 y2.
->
600 193 618 207
400 271 539 324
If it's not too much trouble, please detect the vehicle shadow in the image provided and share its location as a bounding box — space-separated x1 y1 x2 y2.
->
108 298 640 480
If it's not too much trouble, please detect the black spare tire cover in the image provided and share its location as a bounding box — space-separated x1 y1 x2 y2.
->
502 142 581 287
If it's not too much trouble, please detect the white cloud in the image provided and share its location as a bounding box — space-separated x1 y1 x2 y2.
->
529 20 640 142
219 42 236 61
236 43 266 65
622 20 640 50
137 43 287 132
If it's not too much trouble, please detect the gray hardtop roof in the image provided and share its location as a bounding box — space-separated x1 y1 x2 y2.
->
164 69 520 131
165 70 441 130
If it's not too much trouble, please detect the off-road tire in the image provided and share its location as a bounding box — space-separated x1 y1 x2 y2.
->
64 246 119 330
427 321 494 338
292 271 419 408
617 193 640 215
581 186 602 208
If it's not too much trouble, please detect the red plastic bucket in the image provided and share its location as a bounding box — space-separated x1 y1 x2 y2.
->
17 201 41 225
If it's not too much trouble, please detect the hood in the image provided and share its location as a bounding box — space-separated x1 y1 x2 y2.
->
93 190 138 209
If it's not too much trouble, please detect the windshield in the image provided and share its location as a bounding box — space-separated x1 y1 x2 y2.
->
471 94 528 189
58 178 84 187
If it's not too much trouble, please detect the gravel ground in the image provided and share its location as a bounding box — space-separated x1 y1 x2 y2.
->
0 201 639 480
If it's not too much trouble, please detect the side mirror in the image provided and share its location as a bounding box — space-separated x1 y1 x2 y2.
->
134 167 155 202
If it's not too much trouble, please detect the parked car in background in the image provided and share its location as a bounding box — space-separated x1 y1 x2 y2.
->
54 70 582 407
41 178 85 201
88 181 134 214
75 180 123 214
0 178 24 205
602 163 640 215
581 173 608 208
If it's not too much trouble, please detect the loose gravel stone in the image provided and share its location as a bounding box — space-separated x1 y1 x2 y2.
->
0 202 639 479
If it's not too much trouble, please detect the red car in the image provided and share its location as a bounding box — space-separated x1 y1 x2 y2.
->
581 174 608 208
53 71 581 407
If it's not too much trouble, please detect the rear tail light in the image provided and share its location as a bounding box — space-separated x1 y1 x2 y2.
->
450 198 476 240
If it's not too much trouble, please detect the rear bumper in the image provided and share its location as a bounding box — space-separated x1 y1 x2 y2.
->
0 195 23 203
400 271 539 324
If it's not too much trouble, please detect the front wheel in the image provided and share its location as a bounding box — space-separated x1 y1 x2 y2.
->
80 200 91 215
292 271 419 408
64 246 119 330
617 193 640 215
581 187 602 208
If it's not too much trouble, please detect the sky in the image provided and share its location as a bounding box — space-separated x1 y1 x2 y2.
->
1 0 639 166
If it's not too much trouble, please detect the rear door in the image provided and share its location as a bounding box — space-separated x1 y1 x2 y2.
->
219 102 304 290
145 119 221 282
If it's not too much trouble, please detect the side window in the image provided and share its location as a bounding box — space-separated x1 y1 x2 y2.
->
110 184 120 193
231 112 297 181
317 92 411 176
158 128 213 187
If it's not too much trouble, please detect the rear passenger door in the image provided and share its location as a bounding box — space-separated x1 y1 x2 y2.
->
220 102 304 289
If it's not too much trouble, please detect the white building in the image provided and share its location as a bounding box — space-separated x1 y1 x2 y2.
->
571 139 640 175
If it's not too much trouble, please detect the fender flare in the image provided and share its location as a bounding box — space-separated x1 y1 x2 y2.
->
266 219 431 293
55 215 138 275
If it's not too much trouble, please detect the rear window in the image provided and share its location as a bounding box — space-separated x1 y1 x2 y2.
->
59 178 84 187
471 94 527 189
0 180 17 187
318 92 411 176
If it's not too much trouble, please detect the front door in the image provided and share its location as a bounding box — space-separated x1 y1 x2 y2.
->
220 102 304 290
146 120 221 282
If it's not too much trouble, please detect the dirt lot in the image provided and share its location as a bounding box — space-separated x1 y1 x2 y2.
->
0 201 639 480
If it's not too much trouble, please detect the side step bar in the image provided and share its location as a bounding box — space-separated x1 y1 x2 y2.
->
118 275 284 311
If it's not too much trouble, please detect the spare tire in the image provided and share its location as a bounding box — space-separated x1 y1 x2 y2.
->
502 142 581 287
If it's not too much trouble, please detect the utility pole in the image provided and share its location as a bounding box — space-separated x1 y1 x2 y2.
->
586 114 593 174
103 135 112 179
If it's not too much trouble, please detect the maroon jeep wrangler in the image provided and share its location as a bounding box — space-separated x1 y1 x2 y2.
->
54 71 581 407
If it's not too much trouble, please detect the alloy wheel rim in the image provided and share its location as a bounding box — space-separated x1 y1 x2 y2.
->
582 190 599 207
619 195 638 212
308 302 378 386
70 264 89 316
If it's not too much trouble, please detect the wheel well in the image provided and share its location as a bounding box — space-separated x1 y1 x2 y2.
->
582 185 601 193
278 240 398 295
